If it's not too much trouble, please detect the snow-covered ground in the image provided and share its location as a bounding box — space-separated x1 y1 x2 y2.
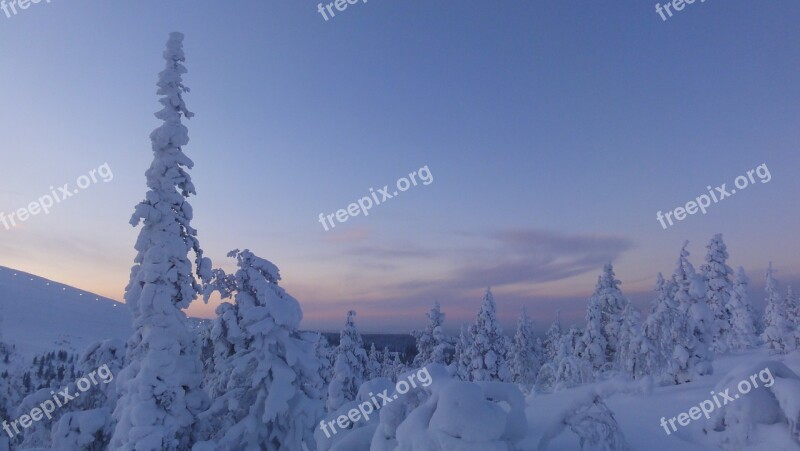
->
0 266 131 358
523 348 800 450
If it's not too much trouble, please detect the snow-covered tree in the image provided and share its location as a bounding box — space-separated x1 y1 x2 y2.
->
727 267 759 350
315 334 334 386
411 301 452 367
50 339 126 450
580 301 608 372
193 250 323 450
465 288 511 382
615 303 649 379
786 285 798 332
670 242 714 383
642 273 680 377
366 343 383 380
111 32 212 451
762 263 792 354
700 234 734 354
542 311 562 364
510 308 540 388
454 324 473 381
326 310 367 412
561 325 583 360
383 350 406 381
582 264 629 369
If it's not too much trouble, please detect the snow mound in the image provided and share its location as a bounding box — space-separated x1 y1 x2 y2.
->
704 360 800 449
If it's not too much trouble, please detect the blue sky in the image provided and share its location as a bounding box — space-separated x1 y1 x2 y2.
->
0 1 798 333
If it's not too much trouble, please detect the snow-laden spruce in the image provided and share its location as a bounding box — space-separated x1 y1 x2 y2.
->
669 242 714 384
366 344 383 381
614 303 648 380
326 310 368 412
641 273 680 378
453 324 473 381
579 300 608 372
510 307 541 390
111 32 212 451
411 301 452 367
762 262 793 354
700 233 735 354
579 264 628 372
464 288 511 382
727 267 759 350
542 311 562 364
192 250 323 450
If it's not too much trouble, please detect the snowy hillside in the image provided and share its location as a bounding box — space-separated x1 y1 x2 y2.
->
0 266 131 357
522 348 800 450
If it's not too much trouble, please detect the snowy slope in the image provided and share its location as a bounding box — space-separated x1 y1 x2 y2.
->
522 348 800 450
0 266 132 357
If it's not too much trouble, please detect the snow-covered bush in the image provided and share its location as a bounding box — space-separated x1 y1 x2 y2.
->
536 392 632 451
704 361 800 449
371 364 526 450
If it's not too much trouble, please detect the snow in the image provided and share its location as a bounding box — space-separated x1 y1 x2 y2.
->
0 266 131 358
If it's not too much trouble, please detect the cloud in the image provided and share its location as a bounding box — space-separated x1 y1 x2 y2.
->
364 228 635 295
298 228 636 324
324 226 371 244
450 229 635 288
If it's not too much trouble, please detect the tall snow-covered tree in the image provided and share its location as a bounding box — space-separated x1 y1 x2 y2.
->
562 326 583 359
193 250 323 450
641 274 678 377
314 334 334 386
454 324 473 381
700 234 734 354
412 301 452 367
580 301 608 372
111 32 212 451
786 285 798 332
727 267 759 350
615 303 648 379
326 310 368 412
542 311 562 364
762 263 792 354
465 288 511 382
510 308 540 388
582 264 629 368
670 242 714 383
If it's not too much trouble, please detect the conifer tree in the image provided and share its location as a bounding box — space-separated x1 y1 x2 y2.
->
111 33 212 451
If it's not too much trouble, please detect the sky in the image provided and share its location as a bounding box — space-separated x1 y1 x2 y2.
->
0 0 798 333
